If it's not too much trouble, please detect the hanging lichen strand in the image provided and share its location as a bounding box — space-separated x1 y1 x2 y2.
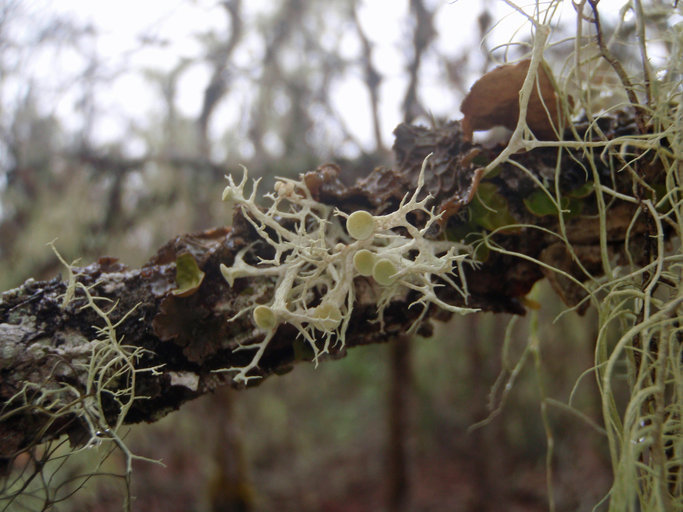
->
218 156 478 383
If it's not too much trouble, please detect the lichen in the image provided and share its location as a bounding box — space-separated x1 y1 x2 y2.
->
1 250 163 512
219 156 478 384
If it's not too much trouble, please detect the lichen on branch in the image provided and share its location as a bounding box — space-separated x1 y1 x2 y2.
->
219 156 478 383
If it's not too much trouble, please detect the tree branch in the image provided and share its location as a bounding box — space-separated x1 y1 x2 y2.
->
0 112 661 464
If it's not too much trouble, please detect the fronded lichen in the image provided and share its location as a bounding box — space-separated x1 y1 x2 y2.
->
219 156 478 384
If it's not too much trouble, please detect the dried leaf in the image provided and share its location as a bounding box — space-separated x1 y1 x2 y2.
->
303 163 343 200
460 59 564 141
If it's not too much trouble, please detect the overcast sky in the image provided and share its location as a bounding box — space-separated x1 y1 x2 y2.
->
1 0 644 159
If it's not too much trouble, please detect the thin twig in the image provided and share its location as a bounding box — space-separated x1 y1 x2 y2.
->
587 0 648 133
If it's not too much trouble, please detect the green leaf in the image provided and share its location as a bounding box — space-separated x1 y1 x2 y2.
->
445 222 477 242
565 197 584 218
523 190 561 217
523 189 585 218
567 181 594 199
470 182 518 231
173 253 205 297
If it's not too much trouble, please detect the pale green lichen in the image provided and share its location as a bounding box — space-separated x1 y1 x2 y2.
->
252 305 277 331
346 210 375 240
372 258 398 286
0 248 163 512
219 156 478 384
352 249 375 276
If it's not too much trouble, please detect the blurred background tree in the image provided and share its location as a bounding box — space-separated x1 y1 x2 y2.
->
1 1 679 511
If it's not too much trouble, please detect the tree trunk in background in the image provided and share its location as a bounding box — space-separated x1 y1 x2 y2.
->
465 314 499 511
206 387 254 512
387 334 413 512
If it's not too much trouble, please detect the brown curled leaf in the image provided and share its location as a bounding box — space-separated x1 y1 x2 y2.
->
303 163 344 201
460 59 564 141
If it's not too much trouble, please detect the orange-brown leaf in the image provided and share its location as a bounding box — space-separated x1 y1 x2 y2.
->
460 59 563 141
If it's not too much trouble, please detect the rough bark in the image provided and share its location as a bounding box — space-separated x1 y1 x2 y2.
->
0 113 660 463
